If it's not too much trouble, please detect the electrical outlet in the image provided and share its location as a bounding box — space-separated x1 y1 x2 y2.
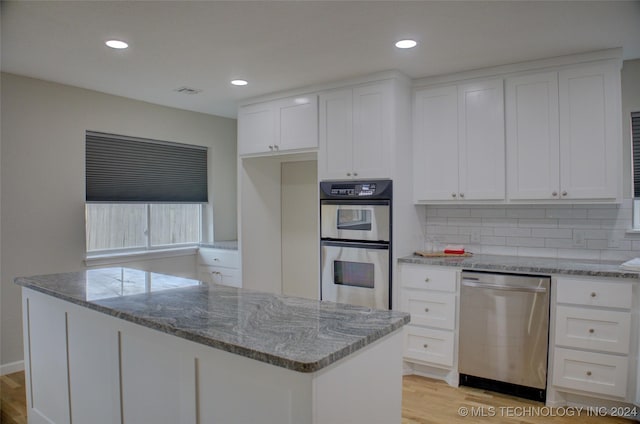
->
573 230 586 247
470 228 482 244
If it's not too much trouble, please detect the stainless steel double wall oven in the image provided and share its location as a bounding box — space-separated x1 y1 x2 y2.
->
320 180 392 310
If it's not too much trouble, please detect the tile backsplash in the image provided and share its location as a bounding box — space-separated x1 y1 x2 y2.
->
420 199 640 261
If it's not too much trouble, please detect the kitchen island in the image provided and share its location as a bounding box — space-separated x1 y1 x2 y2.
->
16 267 409 424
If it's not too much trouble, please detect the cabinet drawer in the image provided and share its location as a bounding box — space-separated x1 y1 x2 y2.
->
552 347 628 398
198 265 241 288
555 306 631 354
400 265 457 292
404 326 454 368
555 277 632 309
401 290 456 330
198 248 239 268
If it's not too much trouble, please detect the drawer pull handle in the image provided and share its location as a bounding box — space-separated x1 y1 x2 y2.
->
424 278 430 283
590 292 597 298
424 308 429 313
586 371 592 377
423 344 428 349
213 258 220 261
588 328 595 334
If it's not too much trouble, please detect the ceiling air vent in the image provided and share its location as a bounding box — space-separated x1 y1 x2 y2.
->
174 86 203 95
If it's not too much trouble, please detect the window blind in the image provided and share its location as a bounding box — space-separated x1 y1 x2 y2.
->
633 112 640 198
86 131 208 203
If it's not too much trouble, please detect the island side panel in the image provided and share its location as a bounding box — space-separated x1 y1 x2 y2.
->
22 288 71 424
312 330 404 424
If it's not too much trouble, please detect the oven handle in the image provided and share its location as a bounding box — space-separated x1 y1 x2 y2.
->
320 240 389 250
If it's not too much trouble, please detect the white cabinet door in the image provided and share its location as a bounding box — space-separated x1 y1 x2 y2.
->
506 72 560 200
458 79 505 200
276 95 318 151
559 63 620 200
237 102 276 156
352 82 392 179
22 289 71 424
413 86 459 201
319 88 353 179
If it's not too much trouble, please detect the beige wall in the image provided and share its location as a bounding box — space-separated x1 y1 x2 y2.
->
622 59 640 197
0 73 237 368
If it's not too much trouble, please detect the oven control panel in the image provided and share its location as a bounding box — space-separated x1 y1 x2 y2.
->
320 180 392 199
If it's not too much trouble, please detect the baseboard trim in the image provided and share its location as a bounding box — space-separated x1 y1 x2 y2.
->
0 360 25 376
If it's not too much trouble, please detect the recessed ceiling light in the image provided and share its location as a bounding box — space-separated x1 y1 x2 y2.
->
105 40 129 49
395 39 417 49
231 79 248 86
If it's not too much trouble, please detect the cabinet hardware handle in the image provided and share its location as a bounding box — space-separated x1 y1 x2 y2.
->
459 193 464 198
274 145 279 150
213 258 219 261
588 328 595 334
424 278 430 283
346 172 351 176
590 292 597 298
423 344 428 349
452 193 457 198
211 271 221 275
552 191 558 197
353 172 358 176
268 145 274 150
562 191 567 196
424 308 429 313
586 371 592 377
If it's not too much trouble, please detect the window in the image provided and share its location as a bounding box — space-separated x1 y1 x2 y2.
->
85 131 207 254
85 203 201 253
632 112 640 229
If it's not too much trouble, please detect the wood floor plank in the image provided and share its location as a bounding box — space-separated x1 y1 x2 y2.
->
0 371 636 423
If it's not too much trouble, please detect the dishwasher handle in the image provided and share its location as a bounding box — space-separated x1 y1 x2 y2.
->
461 279 547 293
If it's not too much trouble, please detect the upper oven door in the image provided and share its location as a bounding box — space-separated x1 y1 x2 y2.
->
320 201 390 242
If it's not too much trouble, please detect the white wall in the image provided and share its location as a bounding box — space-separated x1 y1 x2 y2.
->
622 59 640 197
0 73 237 368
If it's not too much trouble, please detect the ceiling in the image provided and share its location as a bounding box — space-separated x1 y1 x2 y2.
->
2 1 640 119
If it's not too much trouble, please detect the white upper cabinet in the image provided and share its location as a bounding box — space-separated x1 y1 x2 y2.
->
319 81 393 180
558 63 620 200
413 79 505 202
506 62 621 201
506 71 560 200
238 94 318 156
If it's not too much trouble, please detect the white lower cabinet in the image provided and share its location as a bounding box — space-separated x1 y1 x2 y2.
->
399 264 458 383
197 247 241 287
551 276 635 404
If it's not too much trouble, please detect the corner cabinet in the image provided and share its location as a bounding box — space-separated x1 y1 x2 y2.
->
413 79 505 202
238 94 318 156
318 81 394 180
506 62 621 202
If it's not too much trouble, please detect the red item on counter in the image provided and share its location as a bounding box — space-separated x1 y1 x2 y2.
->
443 248 465 255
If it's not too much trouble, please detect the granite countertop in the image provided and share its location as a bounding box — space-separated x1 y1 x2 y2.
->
199 240 238 250
399 253 640 279
15 267 409 373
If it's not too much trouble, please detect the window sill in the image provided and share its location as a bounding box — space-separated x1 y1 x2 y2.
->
625 229 640 236
85 246 199 267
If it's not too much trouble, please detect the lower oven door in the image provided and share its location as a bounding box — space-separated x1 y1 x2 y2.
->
320 240 390 310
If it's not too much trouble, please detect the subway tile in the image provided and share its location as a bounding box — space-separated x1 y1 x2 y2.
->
545 208 587 219
517 247 558 258
425 225 459 235
545 238 576 249
587 239 609 249
482 218 519 227
459 227 493 236
425 206 439 217
532 228 572 239
480 236 506 246
587 208 623 219
425 216 448 226
506 208 546 219
600 250 636 261
506 237 545 247
632 240 640 250
448 217 482 227
580 229 607 240
517 219 558 228
557 219 602 229
556 249 601 260
468 208 507 218
436 208 471 218
493 227 531 237
441 234 471 244
482 245 518 256
600 218 632 229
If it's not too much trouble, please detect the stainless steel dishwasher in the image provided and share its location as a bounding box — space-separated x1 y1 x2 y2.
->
459 271 550 402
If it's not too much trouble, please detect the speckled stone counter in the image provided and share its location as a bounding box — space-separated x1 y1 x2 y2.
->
399 253 640 280
15 267 409 373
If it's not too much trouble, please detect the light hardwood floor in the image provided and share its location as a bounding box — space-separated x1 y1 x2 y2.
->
0 371 635 423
